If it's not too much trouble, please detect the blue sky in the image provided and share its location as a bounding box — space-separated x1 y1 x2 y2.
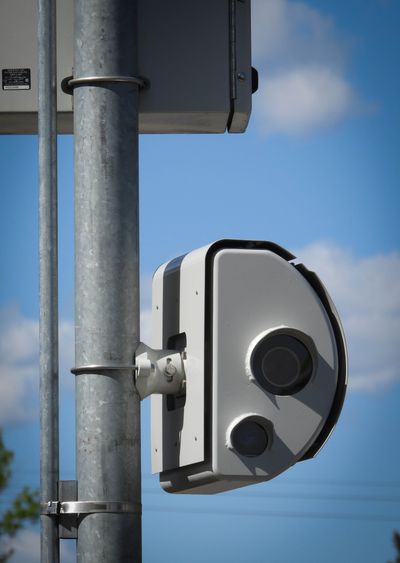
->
0 0 399 561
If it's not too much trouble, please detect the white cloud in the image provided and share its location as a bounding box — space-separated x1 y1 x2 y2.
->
255 66 355 135
5 528 75 563
140 273 153 311
251 0 362 134
59 319 75 391
0 307 39 425
0 297 152 426
140 307 152 346
296 243 400 392
140 274 153 345
0 307 75 425
252 0 344 67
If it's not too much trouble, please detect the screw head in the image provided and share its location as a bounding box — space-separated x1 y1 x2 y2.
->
164 358 177 381
237 72 246 81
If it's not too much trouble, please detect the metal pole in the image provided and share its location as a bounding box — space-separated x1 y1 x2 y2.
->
38 0 59 562
74 0 141 561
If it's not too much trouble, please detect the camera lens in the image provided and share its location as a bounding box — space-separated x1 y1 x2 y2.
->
230 419 268 457
251 333 313 396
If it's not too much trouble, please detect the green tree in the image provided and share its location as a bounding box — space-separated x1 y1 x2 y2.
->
389 532 400 563
0 430 39 562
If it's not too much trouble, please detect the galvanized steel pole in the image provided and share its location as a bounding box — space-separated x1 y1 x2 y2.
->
74 0 141 561
38 0 60 561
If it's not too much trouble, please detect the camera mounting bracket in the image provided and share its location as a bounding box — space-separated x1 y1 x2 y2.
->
71 343 186 401
135 343 186 400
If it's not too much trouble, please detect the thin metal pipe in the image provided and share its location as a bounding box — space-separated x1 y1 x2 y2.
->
38 0 59 562
74 0 141 561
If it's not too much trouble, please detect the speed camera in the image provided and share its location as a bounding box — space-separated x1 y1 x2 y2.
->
149 240 347 494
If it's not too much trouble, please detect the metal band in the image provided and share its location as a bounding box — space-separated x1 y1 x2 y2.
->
71 364 137 375
41 501 141 516
61 74 148 95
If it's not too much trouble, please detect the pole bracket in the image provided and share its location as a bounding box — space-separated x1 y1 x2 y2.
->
41 481 142 540
61 74 149 95
41 480 77 539
71 364 137 375
41 500 141 515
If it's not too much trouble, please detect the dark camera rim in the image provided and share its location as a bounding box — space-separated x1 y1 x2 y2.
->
227 414 273 458
249 328 317 396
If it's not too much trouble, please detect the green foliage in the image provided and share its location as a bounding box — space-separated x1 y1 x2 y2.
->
0 430 40 563
388 531 400 563
392 532 400 563
0 434 13 493
1 486 40 537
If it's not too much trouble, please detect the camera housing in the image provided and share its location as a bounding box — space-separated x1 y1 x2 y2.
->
150 240 347 494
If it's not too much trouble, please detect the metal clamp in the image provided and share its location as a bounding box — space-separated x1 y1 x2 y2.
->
71 364 137 375
41 501 60 516
39 480 141 540
61 74 149 95
41 500 141 516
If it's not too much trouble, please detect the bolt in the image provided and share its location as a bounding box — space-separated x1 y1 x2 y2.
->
164 358 177 381
237 72 246 81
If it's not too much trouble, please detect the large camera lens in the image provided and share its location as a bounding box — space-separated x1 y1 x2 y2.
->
230 419 268 457
251 333 313 396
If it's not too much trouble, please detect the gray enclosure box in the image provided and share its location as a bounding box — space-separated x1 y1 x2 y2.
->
0 0 253 134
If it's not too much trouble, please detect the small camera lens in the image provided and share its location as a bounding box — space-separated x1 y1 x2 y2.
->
230 419 268 457
251 333 313 396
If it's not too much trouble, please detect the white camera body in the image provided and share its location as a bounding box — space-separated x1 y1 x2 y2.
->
150 240 347 494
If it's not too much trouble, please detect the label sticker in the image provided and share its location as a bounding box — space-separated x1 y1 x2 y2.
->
2 68 31 90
